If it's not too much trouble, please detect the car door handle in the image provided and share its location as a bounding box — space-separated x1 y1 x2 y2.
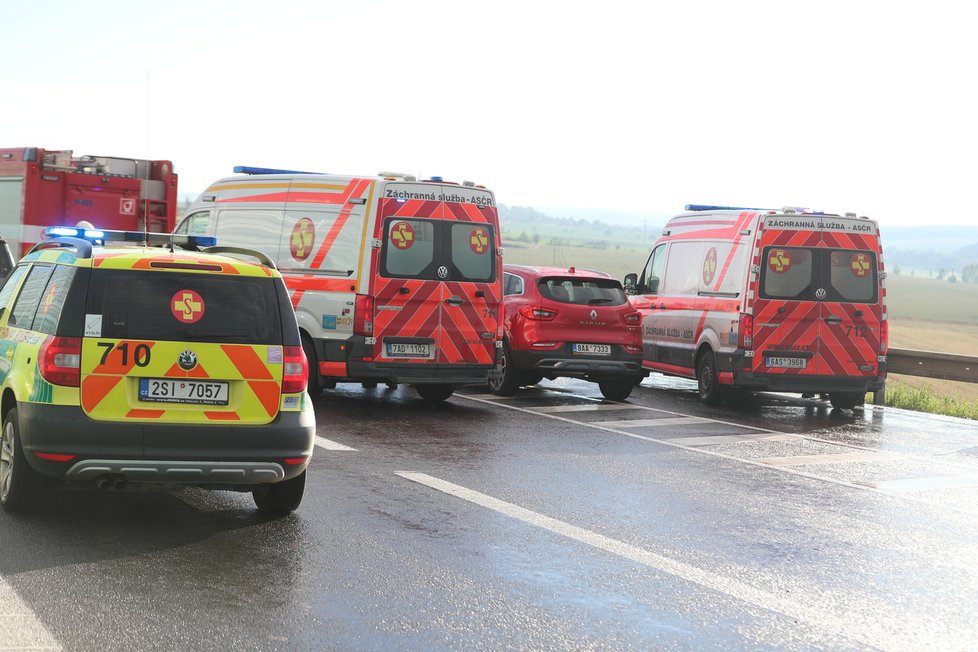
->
824 315 843 325
445 296 465 306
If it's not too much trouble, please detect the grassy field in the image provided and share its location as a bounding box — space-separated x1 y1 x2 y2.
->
501 241 978 405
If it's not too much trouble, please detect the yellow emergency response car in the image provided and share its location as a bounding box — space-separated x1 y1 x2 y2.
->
0 227 315 513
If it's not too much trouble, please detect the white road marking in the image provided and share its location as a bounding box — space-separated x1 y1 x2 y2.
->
756 452 891 466
457 393 978 517
0 577 60 650
397 471 916 650
663 433 802 446
531 404 642 413
864 474 978 493
593 417 709 428
315 436 357 451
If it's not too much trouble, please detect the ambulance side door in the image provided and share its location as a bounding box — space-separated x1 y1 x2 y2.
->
634 243 668 366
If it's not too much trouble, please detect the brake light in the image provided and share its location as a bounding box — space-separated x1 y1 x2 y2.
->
623 311 641 325
283 456 309 465
737 313 753 349
518 305 557 321
880 319 888 354
39 336 81 387
354 294 374 336
282 345 308 394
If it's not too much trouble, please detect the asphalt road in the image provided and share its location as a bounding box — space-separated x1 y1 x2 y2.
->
3 375 978 651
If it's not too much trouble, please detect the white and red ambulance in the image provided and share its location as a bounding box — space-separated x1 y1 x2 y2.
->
625 205 887 409
178 168 503 402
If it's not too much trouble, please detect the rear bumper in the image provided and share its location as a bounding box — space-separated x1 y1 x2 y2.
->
510 346 645 380
726 352 887 393
18 402 315 484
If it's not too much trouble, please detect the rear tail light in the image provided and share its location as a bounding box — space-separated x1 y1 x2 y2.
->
34 452 76 462
282 345 308 394
880 319 889 354
39 336 81 387
623 311 641 325
737 313 753 349
354 294 374 336
283 456 309 466
518 305 557 321
623 344 642 354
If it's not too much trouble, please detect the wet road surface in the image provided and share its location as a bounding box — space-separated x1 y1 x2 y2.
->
2 375 978 650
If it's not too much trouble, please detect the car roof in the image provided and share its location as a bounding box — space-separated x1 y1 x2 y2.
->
504 264 614 279
22 244 279 278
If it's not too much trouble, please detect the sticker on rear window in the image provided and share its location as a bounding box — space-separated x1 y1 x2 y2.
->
703 247 718 286
85 314 102 337
171 289 205 323
768 249 792 274
469 226 489 254
850 253 871 277
390 222 415 250
290 217 315 261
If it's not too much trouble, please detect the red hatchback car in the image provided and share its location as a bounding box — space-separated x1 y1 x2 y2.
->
491 264 646 400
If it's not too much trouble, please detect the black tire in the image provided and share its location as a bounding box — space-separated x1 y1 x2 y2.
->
301 336 324 398
522 374 544 386
598 378 634 401
0 406 44 513
361 381 378 389
697 350 724 405
488 342 520 396
416 384 454 403
252 470 306 514
386 382 398 390
829 392 864 410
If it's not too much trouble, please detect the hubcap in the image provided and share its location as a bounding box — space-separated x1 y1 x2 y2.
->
490 352 507 390
0 421 14 500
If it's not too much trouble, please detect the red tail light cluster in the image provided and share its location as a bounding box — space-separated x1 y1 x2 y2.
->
623 311 641 325
737 313 753 349
354 294 374 336
39 336 81 387
519 305 557 321
282 346 308 394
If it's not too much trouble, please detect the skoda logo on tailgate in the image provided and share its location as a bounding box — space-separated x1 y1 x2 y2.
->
178 350 199 371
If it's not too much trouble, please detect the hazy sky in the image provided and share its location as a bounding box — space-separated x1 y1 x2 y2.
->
3 1 975 225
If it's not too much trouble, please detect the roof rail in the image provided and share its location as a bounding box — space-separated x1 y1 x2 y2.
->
684 204 774 212
28 237 93 259
202 246 276 269
233 166 324 175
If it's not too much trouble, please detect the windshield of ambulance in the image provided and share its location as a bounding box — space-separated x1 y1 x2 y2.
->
85 269 284 344
381 218 495 282
760 247 877 303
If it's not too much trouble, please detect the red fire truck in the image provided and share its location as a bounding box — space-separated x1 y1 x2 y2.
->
0 147 178 257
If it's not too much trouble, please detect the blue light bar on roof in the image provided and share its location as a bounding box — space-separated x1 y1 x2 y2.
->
233 166 324 175
685 204 774 212
43 227 217 248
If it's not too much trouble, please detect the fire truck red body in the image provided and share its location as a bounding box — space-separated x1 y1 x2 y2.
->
0 147 178 257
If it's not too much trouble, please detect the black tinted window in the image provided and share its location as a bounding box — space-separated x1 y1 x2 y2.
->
760 247 877 303
538 277 626 305
380 218 496 283
85 269 283 344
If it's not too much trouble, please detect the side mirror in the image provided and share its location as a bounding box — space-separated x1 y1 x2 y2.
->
623 273 638 295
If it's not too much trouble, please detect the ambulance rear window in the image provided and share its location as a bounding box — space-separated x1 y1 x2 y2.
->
760 247 877 303
85 269 284 344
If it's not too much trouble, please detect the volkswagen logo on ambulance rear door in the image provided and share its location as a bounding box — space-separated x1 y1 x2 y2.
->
437 266 449 279
814 288 827 300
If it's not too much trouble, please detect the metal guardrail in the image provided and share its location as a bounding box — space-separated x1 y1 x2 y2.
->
870 348 978 405
887 348 978 384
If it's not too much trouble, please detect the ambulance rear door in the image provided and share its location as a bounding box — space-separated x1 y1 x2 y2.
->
372 182 499 369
